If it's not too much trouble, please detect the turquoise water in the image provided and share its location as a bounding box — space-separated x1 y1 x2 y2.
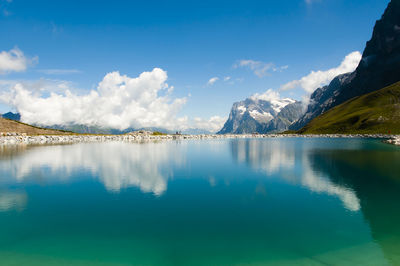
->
0 138 399 265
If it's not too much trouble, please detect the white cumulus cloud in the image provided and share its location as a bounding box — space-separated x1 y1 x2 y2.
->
0 68 225 132
251 88 281 102
207 77 219 86
0 47 37 74
235 60 273 78
234 60 288 78
1 68 188 130
280 51 361 93
192 116 227 133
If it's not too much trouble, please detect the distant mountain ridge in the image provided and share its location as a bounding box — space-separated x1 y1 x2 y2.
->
218 98 303 134
291 0 400 130
1 112 212 135
2 112 21 121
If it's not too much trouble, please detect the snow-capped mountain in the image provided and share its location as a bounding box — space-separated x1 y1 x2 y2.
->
218 97 303 134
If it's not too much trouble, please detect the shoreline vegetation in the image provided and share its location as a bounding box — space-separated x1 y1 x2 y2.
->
0 130 399 146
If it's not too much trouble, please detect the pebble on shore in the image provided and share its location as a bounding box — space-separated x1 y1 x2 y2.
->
0 131 398 145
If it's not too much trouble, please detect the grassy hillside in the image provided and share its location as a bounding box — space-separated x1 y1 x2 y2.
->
298 81 400 134
0 117 72 135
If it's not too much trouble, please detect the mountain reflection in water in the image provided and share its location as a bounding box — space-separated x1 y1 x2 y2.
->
230 138 361 211
308 148 400 264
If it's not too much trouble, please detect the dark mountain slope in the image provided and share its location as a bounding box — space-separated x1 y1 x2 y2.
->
298 81 400 134
292 0 400 130
2 112 21 121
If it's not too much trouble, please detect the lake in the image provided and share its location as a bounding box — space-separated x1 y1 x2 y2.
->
0 138 399 265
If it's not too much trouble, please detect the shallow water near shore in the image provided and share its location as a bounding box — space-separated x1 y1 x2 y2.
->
0 138 399 265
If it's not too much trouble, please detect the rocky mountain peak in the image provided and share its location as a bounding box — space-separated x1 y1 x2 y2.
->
362 0 400 59
218 97 302 134
291 0 400 130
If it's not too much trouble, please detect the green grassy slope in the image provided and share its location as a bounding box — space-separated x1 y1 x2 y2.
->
0 117 73 135
298 82 400 134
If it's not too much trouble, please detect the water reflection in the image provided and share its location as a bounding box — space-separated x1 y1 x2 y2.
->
230 138 295 175
0 190 27 212
0 142 185 195
230 139 360 211
0 139 398 264
307 148 400 264
0 138 397 217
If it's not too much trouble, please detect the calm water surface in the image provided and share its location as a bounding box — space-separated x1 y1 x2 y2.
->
0 138 399 265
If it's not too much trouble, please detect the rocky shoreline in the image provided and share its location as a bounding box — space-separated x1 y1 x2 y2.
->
0 132 398 145
386 136 400 146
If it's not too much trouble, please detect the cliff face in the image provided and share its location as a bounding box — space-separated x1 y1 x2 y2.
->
340 0 400 101
292 0 400 130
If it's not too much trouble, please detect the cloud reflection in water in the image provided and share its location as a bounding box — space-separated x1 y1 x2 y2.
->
0 142 185 196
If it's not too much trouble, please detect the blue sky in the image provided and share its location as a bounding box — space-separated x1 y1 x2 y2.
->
0 0 391 131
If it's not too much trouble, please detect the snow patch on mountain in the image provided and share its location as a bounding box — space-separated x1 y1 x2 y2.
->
250 89 295 113
270 98 296 113
237 105 246 115
218 90 303 134
249 110 274 123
